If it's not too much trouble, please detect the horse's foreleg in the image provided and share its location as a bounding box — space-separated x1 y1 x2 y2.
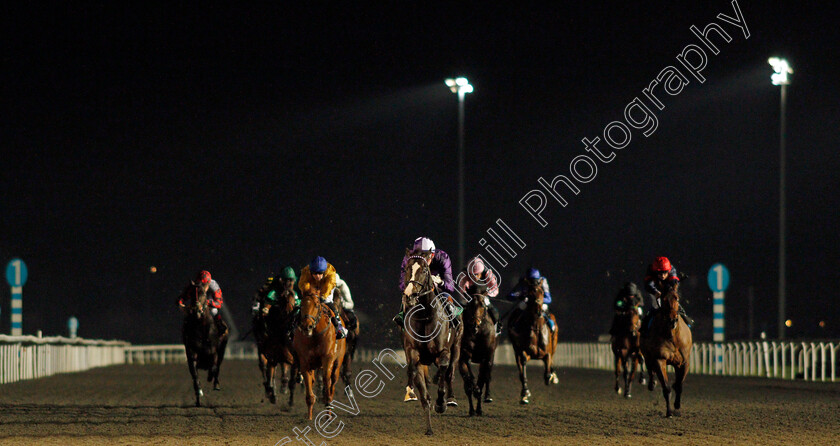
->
482 357 494 403
476 360 492 416
434 350 450 414
517 353 530 404
279 362 290 395
328 356 342 407
459 357 476 416
614 353 622 395
653 359 673 417
673 364 688 416
543 352 557 385
304 370 316 420
412 363 433 436
188 356 202 407
287 362 298 407
626 354 638 399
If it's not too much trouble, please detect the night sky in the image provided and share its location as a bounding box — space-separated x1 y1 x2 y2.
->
2 2 838 345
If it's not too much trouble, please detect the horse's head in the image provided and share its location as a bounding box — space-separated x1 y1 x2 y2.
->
183 281 209 320
276 277 297 314
525 278 545 315
465 283 489 334
402 251 434 307
298 290 323 336
661 282 681 330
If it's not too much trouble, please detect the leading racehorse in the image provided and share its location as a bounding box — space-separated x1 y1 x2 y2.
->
293 290 346 420
401 252 463 435
180 281 229 407
254 286 298 405
610 296 642 398
458 283 497 416
507 279 558 404
640 282 692 417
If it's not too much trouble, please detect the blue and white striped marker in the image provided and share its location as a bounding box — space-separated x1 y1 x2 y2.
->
6 259 28 336
708 263 730 374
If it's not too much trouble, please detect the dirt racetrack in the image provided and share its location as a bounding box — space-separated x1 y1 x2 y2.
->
1 359 838 445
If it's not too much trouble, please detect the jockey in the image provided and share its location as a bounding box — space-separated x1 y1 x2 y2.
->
394 236 457 326
298 256 347 339
608 282 644 336
333 273 358 331
253 266 300 317
640 256 693 334
179 270 228 337
506 267 556 332
456 256 501 329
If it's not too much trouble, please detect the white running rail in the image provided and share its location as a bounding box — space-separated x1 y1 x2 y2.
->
0 335 128 385
124 342 259 365
553 341 840 382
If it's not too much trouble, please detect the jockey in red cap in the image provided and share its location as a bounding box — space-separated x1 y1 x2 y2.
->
179 270 228 337
640 257 693 335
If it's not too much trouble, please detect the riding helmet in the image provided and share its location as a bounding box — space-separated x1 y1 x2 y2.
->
310 256 328 273
653 257 672 272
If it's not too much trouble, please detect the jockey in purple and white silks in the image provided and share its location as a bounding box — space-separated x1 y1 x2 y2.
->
394 236 458 326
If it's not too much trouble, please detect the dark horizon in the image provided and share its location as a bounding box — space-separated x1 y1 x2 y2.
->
2 1 838 346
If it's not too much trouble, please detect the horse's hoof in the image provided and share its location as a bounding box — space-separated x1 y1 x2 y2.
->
446 398 458 407
213 384 221 391
476 408 483 416
269 395 277 404
469 409 476 416
625 393 632 399
520 397 529 405
549 373 559 384
195 401 201 407
483 396 493 403
434 403 446 414
425 429 434 436
672 409 681 417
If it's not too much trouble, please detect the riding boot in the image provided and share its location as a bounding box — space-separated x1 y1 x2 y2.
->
325 301 347 339
678 304 694 328
215 315 229 338
543 311 556 332
393 310 405 328
640 308 656 337
345 308 358 331
489 305 501 332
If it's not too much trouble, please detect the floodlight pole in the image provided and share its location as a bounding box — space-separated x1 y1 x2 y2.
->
446 77 473 269
769 57 791 340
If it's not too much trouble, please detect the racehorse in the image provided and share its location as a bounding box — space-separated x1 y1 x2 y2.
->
458 283 497 416
400 252 463 435
334 289 359 391
180 281 229 407
640 282 693 417
254 286 298 405
292 290 346 420
507 279 558 404
610 296 642 398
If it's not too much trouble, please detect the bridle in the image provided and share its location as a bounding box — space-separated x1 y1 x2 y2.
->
404 256 435 304
403 256 439 322
300 296 330 336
